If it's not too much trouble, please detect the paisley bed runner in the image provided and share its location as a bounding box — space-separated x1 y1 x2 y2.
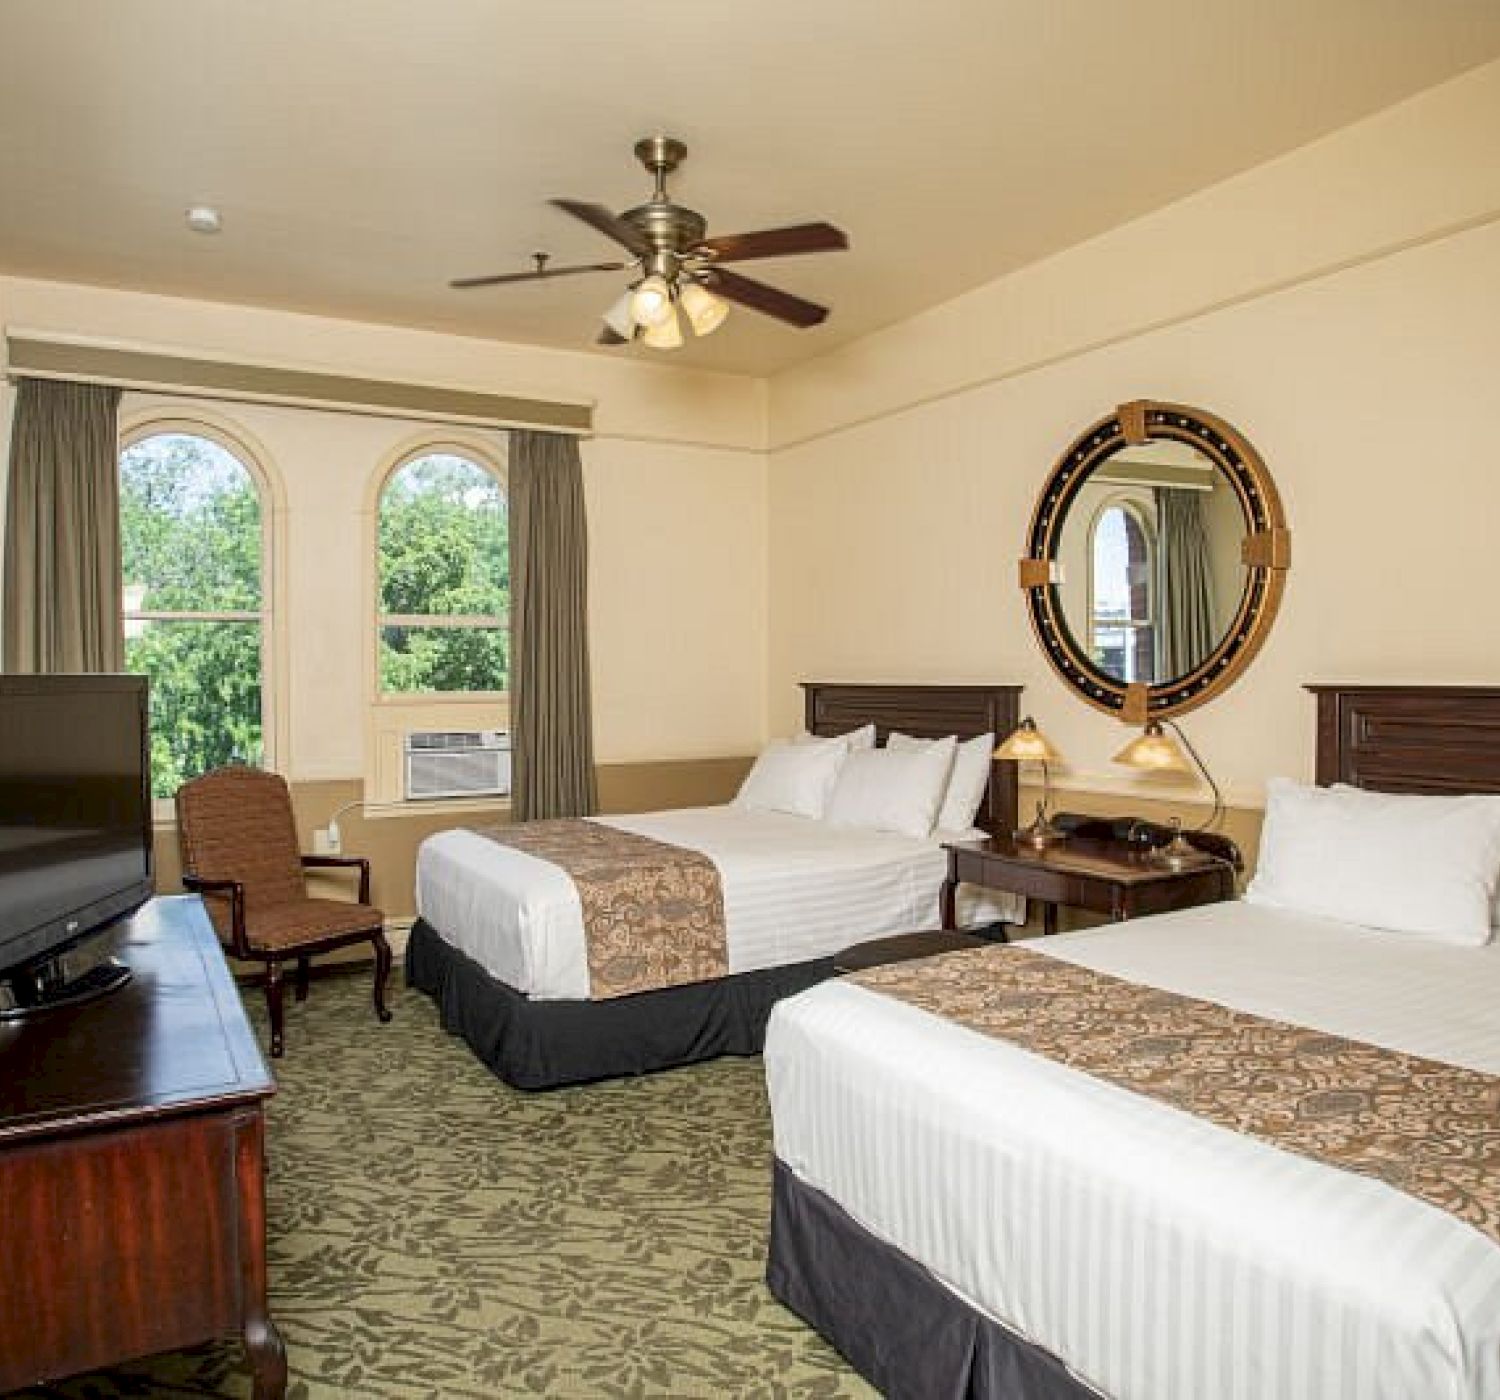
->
472 819 728 999
851 944 1500 1245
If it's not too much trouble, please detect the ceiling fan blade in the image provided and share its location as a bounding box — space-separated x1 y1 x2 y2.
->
551 199 652 257
706 268 829 328
597 325 631 346
449 261 625 290
695 221 849 263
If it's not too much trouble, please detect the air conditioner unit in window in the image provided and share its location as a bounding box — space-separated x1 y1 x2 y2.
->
403 730 511 801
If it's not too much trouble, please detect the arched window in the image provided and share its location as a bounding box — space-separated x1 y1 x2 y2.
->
120 427 270 797
377 449 508 694
1089 500 1155 684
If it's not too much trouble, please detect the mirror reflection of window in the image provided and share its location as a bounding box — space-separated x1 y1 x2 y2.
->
1090 502 1155 683
1153 485 1219 679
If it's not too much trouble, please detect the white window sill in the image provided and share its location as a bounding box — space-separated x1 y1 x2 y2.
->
371 691 510 708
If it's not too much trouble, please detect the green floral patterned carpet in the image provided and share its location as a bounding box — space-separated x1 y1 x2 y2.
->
16 974 874 1400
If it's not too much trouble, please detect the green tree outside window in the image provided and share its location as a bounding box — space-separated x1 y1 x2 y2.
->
120 432 266 798
377 453 509 694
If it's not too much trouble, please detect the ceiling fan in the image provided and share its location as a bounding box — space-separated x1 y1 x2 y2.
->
449 136 849 350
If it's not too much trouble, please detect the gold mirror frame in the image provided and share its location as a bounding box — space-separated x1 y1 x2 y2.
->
1019 400 1290 723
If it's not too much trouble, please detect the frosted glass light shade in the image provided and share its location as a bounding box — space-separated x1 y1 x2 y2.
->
994 717 1064 764
641 306 684 349
629 275 674 328
1112 722 1193 774
603 289 636 340
680 281 729 337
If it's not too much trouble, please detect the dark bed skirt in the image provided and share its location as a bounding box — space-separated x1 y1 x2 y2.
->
768 1159 1100 1400
405 919 837 1091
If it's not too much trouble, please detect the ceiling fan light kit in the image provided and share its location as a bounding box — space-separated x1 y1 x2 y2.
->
641 307 685 350
602 287 637 340
449 136 848 352
679 281 729 337
629 274 674 328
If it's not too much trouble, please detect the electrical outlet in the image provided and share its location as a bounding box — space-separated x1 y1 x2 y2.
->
313 827 338 856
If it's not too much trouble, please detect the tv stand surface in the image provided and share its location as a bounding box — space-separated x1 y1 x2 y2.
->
0 896 285 1398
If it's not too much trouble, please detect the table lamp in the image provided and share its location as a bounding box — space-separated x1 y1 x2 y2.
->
1112 719 1222 868
995 717 1067 848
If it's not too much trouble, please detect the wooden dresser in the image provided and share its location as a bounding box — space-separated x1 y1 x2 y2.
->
0 896 286 1398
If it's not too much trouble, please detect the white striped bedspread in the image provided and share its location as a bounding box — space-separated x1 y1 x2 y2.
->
417 805 1020 1000
765 900 1500 1400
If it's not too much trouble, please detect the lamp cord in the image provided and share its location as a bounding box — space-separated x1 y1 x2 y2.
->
326 799 364 836
1161 718 1224 834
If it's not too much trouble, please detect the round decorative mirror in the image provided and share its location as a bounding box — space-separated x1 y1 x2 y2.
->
1020 400 1289 722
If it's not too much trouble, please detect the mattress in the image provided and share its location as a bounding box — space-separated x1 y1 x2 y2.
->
765 901 1500 1400
416 805 1020 1000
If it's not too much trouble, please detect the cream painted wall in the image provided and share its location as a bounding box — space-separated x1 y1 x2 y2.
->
587 436 767 761
0 277 770 778
6 57 1500 816
769 58 1500 450
767 60 1500 812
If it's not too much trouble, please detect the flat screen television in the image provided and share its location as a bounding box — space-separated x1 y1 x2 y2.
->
0 673 153 1017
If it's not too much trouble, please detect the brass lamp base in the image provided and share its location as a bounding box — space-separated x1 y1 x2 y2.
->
1148 822 1200 870
1014 803 1067 849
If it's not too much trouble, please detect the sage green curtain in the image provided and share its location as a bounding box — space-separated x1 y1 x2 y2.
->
3 379 125 673
509 429 597 820
1153 485 1217 680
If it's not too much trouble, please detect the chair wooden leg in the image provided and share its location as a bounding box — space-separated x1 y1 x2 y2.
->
264 962 286 1059
371 931 393 1024
294 955 311 1003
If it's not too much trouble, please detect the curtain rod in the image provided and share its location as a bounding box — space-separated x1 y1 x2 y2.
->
4 331 594 436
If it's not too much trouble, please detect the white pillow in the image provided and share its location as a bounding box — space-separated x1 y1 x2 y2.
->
888 730 994 833
1245 778 1500 944
794 723 876 752
823 737 957 839
1331 784 1500 930
734 737 848 819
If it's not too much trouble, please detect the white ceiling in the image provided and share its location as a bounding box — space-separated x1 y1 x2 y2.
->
2 1 1498 376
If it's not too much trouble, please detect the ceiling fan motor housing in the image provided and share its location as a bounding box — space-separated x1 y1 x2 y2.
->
624 135 708 272
622 202 708 259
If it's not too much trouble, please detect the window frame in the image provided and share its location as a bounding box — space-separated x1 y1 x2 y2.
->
370 438 510 705
118 411 283 814
1086 495 1156 684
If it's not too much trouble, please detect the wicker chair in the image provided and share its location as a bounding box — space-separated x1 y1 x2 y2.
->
176 765 392 1058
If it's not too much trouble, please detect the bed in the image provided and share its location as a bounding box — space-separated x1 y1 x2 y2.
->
764 684 1500 1400
406 682 1022 1089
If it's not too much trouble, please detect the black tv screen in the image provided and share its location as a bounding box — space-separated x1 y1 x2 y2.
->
0 674 153 979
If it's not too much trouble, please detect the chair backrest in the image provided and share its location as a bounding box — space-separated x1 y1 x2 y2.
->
176 765 306 915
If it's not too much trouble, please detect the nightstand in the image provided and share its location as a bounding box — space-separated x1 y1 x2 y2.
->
941 817 1238 935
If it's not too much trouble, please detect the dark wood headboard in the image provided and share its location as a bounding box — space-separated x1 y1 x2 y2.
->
1309 685 1500 796
801 682 1023 834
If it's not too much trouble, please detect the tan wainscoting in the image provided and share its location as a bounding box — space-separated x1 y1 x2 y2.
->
1011 782 1264 938
597 756 755 814
153 756 757 962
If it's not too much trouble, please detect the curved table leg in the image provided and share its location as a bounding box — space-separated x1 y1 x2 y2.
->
371 930 394 1024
